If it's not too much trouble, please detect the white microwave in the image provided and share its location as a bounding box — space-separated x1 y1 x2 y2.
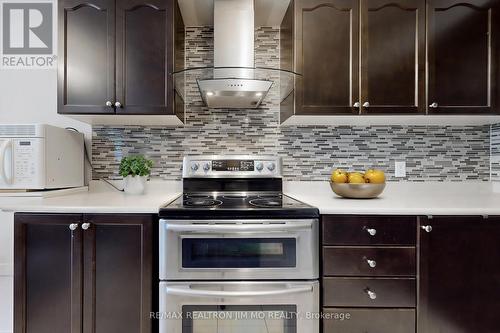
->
0 124 84 190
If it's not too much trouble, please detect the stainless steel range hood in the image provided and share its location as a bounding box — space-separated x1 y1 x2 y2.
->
173 0 299 109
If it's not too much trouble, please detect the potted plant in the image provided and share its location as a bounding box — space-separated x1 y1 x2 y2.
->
119 155 154 195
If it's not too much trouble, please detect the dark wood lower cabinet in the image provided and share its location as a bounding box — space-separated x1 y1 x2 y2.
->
14 214 83 333
14 213 154 333
323 308 416 333
419 216 500 333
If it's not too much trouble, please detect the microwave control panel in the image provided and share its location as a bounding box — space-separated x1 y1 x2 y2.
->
12 139 44 185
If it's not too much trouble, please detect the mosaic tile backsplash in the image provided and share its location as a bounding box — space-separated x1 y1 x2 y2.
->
92 27 492 182
492 123 500 181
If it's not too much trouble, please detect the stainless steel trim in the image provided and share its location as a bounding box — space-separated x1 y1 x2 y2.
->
166 221 313 233
165 284 313 298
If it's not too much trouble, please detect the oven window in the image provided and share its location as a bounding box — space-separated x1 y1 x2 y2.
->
182 305 297 333
182 238 296 268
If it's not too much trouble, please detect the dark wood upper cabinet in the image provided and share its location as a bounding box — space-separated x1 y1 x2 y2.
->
58 0 115 114
14 213 154 333
419 216 500 333
293 0 360 115
58 0 183 116
115 0 173 115
361 0 425 114
427 0 500 114
14 214 83 333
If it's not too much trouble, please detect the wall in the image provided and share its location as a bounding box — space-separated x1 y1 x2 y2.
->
0 0 91 148
92 27 491 182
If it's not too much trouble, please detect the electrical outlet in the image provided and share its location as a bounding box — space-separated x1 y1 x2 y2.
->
395 161 406 178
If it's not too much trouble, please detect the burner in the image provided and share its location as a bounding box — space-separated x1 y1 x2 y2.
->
249 198 283 208
185 194 210 199
184 199 223 208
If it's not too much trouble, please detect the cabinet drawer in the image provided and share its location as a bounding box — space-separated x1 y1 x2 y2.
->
323 277 416 307
323 308 415 333
323 247 416 277
322 216 416 245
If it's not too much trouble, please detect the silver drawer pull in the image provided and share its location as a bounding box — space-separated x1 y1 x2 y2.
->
366 228 377 236
82 223 91 230
69 223 78 231
366 259 377 268
365 288 377 300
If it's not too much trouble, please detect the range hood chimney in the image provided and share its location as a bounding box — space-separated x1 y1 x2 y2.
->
198 0 272 108
173 0 299 109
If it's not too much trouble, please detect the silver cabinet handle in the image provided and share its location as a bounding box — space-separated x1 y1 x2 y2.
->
166 221 313 234
421 225 433 233
166 285 313 298
114 101 122 108
353 102 360 108
429 102 438 108
366 228 377 236
365 289 377 300
69 223 79 231
362 102 370 108
105 101 113 107
366 259 377 268
81 223 91 230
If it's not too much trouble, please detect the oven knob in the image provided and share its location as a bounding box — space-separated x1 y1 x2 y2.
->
267 162 276 171
203 162 210 172
256 162 264 171
191 162 199 172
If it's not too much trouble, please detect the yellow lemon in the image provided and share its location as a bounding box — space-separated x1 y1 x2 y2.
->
331 169 348 183
364 169 386 184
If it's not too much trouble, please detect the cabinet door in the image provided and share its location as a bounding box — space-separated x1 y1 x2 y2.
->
295 0 360 115
115 0 173 115
427 0 500 114
14 214 83 333
58 0 115 114
82 214 153 333
419 216 500 333
361 0 425 114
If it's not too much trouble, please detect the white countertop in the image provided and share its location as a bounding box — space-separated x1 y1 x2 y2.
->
1 180 500 216
0 180 182 214
284 181 500 216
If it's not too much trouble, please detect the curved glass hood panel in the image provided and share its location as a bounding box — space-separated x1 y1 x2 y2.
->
172 67 300 109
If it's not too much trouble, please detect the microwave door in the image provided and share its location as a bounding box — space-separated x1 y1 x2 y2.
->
0 139 13 186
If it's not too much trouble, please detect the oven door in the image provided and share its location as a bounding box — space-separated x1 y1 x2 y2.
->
159 219 319 280
159 281 319 333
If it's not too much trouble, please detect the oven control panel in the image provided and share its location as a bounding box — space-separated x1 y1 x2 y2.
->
183 155 282 178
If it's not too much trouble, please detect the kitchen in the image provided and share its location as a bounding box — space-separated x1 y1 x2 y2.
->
1 0 500 333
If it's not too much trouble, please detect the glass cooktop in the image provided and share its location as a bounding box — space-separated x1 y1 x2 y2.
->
159 193 319 219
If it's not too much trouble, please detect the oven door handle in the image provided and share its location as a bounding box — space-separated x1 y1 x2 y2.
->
165 285 313 298
166 221 313 233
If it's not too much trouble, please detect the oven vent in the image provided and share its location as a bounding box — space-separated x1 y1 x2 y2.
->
0 124 37 137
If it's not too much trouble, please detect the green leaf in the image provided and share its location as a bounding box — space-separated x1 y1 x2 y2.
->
119 155 154 177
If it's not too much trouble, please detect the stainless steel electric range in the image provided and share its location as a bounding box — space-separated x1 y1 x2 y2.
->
158 155 320 333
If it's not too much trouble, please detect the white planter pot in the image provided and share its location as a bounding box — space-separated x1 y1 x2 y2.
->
123 175 148 195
